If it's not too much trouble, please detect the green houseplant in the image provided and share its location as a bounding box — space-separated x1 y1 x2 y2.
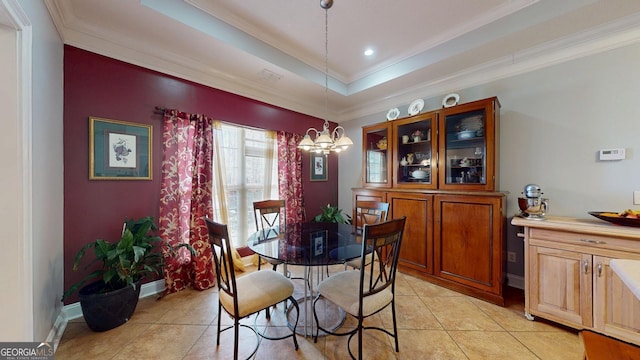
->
63 216 192 331
312 204 352 224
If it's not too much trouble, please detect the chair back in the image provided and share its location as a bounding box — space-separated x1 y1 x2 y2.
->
205 218 238 309
253 199 286 232
359 217 406 301
355 201 390 232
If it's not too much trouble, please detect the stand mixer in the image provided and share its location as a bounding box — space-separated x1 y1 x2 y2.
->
518 184 549 220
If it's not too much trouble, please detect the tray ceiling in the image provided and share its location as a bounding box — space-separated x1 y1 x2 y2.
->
45 0 640 122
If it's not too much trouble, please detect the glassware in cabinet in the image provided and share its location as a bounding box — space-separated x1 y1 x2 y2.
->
393 112 438 189
438 97 500 191
362 122 392 188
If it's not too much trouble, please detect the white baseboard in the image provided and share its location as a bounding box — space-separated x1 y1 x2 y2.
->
506 274 525 290
51 279 166 352
46 310 67 352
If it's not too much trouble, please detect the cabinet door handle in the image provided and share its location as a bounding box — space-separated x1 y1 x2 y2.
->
597 262 603 277
580 238 606 244
583 260 589 274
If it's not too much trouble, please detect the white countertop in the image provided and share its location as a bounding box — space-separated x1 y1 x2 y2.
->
610 259 640 301
511 215 640 241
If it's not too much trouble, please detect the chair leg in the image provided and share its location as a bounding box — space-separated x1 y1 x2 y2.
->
288 295 300 350
391 299 399 352
312 295 321 343
216 302 222 346
357 318 363 360
233 318 240 360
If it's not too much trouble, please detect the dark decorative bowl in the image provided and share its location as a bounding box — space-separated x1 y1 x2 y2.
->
588 211 640 227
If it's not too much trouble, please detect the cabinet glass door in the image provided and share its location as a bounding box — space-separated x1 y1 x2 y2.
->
393 113 437 188
439 98 498 191
444 110 485 184
362 123 391 187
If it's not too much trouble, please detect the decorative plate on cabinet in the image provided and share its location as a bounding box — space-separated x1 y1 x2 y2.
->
442 93 460 108
386 108 400 121
408 99 424 116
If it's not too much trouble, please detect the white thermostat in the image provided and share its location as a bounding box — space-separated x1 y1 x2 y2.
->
599 148 626 161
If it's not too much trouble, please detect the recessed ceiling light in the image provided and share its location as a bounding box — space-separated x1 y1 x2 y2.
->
364 48 374 56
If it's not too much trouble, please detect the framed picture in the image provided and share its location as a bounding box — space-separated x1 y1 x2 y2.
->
310 152 328 181
89 116 152 180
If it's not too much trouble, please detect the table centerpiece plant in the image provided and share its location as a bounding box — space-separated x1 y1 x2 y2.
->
312 204 352 224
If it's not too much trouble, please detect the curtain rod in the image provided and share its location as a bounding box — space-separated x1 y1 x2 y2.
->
154 106 166 115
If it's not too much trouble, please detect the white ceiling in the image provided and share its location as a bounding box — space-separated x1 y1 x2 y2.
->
45 0 640 122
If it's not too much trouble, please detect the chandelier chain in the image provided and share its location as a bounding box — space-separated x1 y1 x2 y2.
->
324 7 328 125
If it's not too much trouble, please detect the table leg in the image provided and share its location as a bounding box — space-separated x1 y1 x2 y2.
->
286 265 345 337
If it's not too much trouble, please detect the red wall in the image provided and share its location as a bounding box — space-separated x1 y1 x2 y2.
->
63 46 338 303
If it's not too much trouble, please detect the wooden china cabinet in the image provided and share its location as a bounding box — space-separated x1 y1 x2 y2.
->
355 97 507 305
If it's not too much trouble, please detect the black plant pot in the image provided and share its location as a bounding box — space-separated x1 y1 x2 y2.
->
78 280 142 332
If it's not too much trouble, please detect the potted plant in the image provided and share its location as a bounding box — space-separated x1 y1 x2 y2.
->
312 204 352 224
62 216 192 331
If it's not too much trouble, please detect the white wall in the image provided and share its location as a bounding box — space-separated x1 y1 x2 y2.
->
0 2 29 340
22 0 64 341
338 41 640 279
0 0 64 341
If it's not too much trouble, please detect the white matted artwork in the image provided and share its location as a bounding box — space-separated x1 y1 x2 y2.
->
310 152 328 181
109 132 137 168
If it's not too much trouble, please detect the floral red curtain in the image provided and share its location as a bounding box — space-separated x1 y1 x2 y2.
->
277 131 304 223
159 109 215 294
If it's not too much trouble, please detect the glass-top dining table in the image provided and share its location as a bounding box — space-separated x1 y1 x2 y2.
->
247 222 364 337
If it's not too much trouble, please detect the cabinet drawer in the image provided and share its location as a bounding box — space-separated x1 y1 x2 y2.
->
529 228 640 255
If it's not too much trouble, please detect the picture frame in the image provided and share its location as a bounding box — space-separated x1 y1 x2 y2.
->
89 116 152 180
310 152 328 181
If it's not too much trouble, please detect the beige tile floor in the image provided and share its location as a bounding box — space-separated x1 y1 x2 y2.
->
56 265 584 359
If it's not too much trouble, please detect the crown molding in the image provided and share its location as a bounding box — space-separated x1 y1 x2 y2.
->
337 13 640 122
46 1 640 124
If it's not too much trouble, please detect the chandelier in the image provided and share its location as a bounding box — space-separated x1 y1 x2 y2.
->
298 0 353 155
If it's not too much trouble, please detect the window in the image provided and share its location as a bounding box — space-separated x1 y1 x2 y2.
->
213 123 278 248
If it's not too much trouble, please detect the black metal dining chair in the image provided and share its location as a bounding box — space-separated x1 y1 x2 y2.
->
205 218 299 360
253 200 287 271
354 201 390 232
312 216 406 360
345 200 390 270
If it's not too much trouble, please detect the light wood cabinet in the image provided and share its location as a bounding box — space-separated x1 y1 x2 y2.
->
528 246 593 326
513 216 640 345
593 256 640 345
